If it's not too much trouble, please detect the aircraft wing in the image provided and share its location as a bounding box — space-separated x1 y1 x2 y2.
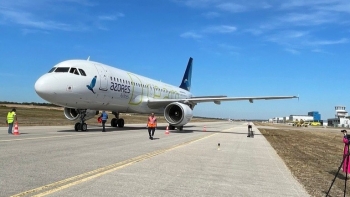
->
147 95 298 109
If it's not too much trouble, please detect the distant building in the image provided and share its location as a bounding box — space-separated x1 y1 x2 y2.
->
289 115 314 122
308 111 321 121
270 117 284 123
327 106 350 127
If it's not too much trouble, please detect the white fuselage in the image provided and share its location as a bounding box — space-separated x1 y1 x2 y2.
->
35 60 192 113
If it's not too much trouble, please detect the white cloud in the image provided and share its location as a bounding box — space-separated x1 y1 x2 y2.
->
172 0 220 8
180 31 203 39
0 1 124 32
280 12 337 26
280 0 344 10
203 25 237 33
0 10 75 31
264 30 311 49
306 38 348 45
98 13 125 21
216 3 246 13
285 48 300 54
311 49 333 54
61 0 97 7
202 11 220 18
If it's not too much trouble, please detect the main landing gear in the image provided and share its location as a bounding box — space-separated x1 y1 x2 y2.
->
110 111 125 128
168 125 183 131
74 110 88 131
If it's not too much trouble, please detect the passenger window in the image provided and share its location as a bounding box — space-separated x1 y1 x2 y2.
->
78 69 86 76
48 67 56 73
55 67 70 72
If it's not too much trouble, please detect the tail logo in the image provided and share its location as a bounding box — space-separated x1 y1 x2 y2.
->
179 57 193 91
87 76 97 94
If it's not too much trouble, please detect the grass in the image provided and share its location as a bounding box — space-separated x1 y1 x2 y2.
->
255 122 349 197
0 105 220 127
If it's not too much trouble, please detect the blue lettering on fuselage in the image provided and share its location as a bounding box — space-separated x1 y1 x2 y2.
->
110 82 131 93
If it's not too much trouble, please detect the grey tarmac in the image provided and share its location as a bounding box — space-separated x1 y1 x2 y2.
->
0 122 309 197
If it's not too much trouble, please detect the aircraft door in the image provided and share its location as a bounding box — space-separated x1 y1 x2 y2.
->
94 64 108 91
127 73 143 105
149 86 154 98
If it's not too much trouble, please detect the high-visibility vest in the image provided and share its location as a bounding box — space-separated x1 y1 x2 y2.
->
147 116 157 127
7 111 15 123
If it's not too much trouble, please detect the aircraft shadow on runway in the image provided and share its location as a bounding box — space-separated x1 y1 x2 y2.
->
57 126 260 135
57 126 197 133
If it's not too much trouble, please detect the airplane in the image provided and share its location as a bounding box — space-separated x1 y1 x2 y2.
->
34 57 298 131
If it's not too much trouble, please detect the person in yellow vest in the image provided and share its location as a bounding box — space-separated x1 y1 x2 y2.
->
7 108 17 134
147 113 157 140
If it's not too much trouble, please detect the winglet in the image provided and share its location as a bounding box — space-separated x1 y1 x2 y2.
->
87 56 90 61
179 57 193 91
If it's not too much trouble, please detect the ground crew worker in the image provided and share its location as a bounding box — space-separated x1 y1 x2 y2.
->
7 108 17 134
100 111 108 132
247 121 253 137
147 113 157 140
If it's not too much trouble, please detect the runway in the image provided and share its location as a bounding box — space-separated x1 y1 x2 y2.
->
0 122 309 197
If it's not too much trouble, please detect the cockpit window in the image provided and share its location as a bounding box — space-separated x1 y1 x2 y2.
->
79 69 86 76
54 67 70 72
48 67 56 73
69 67 80 75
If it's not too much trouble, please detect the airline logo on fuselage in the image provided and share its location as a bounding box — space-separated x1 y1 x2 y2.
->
110 82 131 99
87 76 97 94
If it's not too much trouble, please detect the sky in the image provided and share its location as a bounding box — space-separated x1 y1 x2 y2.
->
1 0 350 120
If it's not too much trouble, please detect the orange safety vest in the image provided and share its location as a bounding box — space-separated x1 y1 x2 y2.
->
147 116 157 127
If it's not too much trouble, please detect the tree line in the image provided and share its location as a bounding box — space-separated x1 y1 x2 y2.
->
0 101 59 107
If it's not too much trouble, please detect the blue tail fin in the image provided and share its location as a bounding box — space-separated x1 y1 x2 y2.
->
179 57 193 91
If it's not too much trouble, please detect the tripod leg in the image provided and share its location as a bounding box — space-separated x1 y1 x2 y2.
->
345 146 350 197
326 154 347 196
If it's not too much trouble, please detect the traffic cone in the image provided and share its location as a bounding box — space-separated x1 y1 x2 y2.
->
203 126 206 132
165 126 169 135
13 122 20 135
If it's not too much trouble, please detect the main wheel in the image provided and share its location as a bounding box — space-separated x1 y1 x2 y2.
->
111 118 118 127
81 123 87 131
74 123 81 131
117 119 124 128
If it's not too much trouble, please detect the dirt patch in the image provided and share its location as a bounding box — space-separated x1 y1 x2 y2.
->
255 122 349 197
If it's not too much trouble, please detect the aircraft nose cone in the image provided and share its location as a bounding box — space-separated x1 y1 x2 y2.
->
35 74 56 100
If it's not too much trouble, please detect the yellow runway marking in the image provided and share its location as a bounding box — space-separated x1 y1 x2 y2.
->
11 133 217 197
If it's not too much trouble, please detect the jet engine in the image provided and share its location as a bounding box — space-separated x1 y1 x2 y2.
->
164 102 193 126
64 108 99 121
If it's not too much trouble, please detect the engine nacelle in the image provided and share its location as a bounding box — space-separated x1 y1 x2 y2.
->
164 102 193 126
64 108 99 121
